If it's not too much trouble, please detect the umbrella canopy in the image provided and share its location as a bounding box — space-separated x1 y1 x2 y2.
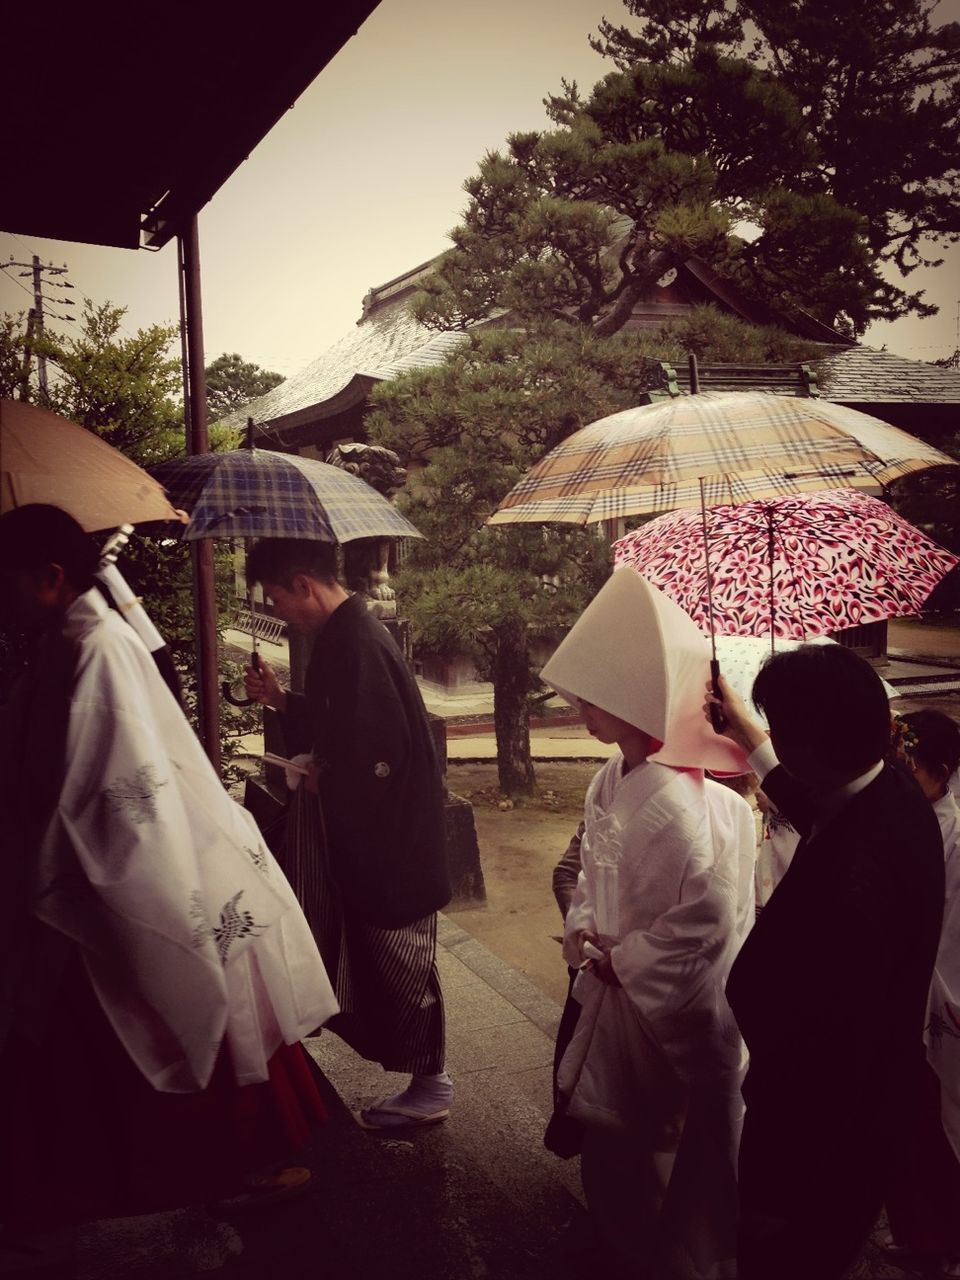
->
710 634 899 725
1 399 182 531
613 489 958 640
150 448 423 542
488 392 956 526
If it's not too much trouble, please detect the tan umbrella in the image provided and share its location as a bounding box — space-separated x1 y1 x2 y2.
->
0 398 182 531
488 392 955 525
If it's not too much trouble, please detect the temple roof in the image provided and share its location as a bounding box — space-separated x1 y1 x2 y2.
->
813 345 960 405
224 256 960 440
221 259 470 435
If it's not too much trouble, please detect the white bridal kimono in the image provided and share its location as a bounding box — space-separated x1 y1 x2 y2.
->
559 754 755 1280
33 589 338 1092
926 787 960 1162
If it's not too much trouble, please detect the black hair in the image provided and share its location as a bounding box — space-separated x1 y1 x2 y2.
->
245 538 338 589
752 643 890 777
901 709 960 781
0 504 98 592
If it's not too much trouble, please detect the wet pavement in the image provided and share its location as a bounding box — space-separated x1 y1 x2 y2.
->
68 911 933 1279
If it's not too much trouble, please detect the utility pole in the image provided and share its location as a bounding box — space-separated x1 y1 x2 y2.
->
2 254 76 395
30 256 49 395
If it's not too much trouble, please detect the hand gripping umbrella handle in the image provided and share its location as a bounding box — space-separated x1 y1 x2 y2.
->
222 651 260 708
709 658 727 734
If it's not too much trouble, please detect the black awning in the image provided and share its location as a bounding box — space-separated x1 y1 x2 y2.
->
1 2 380 250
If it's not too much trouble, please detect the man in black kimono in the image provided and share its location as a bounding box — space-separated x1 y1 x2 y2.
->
707 644 944 1280
244 538 452 1129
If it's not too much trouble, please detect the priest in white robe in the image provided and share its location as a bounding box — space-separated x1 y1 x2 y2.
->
0 505 338 1264
544 567 755 1280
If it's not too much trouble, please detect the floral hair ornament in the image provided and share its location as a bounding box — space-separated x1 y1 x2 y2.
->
890 713 919 757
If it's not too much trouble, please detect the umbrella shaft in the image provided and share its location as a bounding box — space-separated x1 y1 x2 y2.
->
698 480 718 661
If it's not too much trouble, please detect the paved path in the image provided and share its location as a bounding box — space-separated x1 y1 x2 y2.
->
70 916 923 1279
72 919 591 1280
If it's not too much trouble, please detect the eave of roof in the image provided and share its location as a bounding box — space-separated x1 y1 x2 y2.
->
1 3 381 250
223 303 468 435
226 262 957 442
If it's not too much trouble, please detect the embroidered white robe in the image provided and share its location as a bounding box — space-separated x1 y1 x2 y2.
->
34 589 338 1092
559 753 755 1280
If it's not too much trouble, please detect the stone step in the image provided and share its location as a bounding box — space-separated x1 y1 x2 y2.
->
299 915 590 1280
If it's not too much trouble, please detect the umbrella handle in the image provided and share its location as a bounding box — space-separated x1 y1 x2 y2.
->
222 652 260 708
709 659 727 734
222 682 255 707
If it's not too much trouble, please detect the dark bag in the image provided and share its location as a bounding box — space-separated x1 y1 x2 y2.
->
242 777 289 861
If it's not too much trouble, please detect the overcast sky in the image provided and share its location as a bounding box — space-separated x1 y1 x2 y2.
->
2 0 958 380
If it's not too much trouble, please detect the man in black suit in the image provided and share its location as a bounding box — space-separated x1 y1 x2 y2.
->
244 538 452 1130
709 644 944 1279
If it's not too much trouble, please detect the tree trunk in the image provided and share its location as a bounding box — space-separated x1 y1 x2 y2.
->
492 623 536 796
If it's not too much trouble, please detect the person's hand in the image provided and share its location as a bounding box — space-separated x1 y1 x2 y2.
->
704 672 767 755
244 657 287 711
578 932 622 987
590 949 622 988
578 929 601 960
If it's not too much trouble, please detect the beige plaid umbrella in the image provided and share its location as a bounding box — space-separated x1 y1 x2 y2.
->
488 392 955 526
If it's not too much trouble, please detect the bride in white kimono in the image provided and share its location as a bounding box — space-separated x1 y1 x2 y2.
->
543 567 755 1280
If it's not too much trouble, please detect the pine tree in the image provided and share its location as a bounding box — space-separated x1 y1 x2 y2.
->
369 316 818 792
592 0 960 322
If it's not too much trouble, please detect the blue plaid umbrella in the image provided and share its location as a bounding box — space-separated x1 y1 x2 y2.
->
150 448 422 542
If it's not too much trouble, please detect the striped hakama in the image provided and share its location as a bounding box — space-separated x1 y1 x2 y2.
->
285 781 445 1075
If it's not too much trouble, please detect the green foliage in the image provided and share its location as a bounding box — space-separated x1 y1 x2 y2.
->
205 352 284 423
0 305 258 779
369 325 637 790
592 0 960 322
640 304 820 363
0 312 31 399
36 301 185 463
368 313 815 789
417 1 959 339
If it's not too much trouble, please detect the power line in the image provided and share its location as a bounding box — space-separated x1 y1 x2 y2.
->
0 263 38 303
3 254 77 395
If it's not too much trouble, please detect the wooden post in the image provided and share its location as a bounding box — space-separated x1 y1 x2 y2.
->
178 216 221 773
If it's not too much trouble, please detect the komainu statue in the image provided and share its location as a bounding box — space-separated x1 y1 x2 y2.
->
326 442 409 619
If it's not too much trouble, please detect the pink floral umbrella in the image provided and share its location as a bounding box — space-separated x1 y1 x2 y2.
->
612 489 958 643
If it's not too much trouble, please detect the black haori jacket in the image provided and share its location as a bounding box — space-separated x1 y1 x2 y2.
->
726 762 944 1202
282 594 450 928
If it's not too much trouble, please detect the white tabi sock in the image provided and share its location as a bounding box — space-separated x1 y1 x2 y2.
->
362 1071 454 1127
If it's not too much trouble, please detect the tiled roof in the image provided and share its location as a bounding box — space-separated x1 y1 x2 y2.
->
217 284 960 436
216 294 467 432
814 346 960 405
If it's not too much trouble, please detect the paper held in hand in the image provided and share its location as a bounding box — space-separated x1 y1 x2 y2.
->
261 751 310 776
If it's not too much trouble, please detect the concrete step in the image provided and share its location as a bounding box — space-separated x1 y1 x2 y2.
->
299 914 589 1280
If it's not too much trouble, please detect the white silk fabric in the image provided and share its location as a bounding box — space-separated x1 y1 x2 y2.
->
559 755 755 1279
35 589 338 1092
540 566 749 774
